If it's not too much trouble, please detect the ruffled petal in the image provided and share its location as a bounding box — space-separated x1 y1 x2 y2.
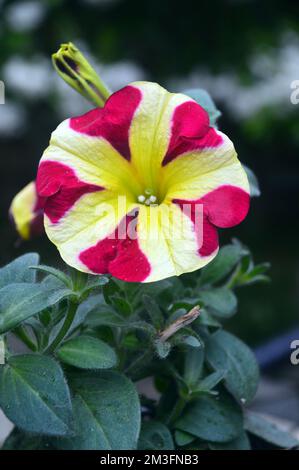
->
161 131 249 202
136 203 218 282
79 210 151 282
128 82 193 194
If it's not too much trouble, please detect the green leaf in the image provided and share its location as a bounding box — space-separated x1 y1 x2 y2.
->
60 371 140 450
195 308 221 328
238 262 271 286
243 165 261 197
0 355 73 436
110 295 132 316
154 339 171 359
30 265 71 288
178 335 201 348
81 275 109 296
196 370 226 393
175 392 243 443
200 244 245 285
142 295 164 329
206 330 259 404
138 421 174 450
183 88 221 127
57 335 118 370
199 287 237 318
0 282 72 333
183 347 204 387
175 430 196 447
209 431 251 450
85 299 127 328
102 279 122 304
1 428 49 450
244 411 299 449
0 253 40 288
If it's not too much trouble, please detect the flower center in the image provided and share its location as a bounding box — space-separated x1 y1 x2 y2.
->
137 188 158 206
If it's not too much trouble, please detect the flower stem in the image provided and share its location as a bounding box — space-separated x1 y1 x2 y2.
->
124 348 154 378
166 396 187 427
45 301 78 354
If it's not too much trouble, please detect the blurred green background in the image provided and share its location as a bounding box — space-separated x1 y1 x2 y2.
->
0 0 298 347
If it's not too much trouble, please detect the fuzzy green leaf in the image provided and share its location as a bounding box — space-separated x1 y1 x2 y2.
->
175 392 243 443
209 431 251 450
245 411 299 449
199 287 237 318
138 421 174 450
0 282 72 333
206 330 259 404
0 253 40 288
200 244 245 285
57 335 118 369
0 355 73 436
60 371 141 450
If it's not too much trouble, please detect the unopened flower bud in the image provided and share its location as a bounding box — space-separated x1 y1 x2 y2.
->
52 42 111 107
9 181 45 240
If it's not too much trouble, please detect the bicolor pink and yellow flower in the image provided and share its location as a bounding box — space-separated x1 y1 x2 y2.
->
9 181 45 240
36 82 250 282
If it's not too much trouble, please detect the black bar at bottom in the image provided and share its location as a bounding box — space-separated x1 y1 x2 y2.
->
0 450 298 466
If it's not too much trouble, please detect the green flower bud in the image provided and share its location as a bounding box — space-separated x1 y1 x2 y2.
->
52 42 111 107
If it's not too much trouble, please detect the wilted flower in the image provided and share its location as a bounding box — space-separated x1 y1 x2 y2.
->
9 181 45 240
36 82 249 282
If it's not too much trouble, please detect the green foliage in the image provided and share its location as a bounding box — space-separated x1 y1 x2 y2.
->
206 330 259 404
198 287 237 318
175 392 243 443
0 253 40 288
243 165 261 197
138 421 174 450
209 431 251 450
0 354 73 436
0 282 72 334
59 371 141 450
244 411 299 449
200 244 247 285
57 335 118 369
0 250 296 450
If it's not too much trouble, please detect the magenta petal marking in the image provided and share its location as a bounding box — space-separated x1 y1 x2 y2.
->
79 214 151 282
36 161 103 223
70 85 142 161
174 185 250 256
163 101 223 166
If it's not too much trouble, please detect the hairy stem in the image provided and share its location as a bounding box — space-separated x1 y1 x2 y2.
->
166 396 187 427
45 301 78 354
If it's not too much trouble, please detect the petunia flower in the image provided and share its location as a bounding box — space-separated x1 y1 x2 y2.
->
36 82 250 283
9 181 45 240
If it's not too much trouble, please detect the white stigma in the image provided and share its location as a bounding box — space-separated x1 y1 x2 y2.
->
137 195 146 203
